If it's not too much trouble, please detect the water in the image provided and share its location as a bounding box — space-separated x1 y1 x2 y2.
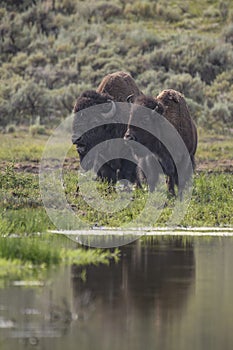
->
1 237 233 350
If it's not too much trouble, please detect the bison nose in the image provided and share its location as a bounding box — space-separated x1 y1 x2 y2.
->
72 137 87 154
124 132 136 141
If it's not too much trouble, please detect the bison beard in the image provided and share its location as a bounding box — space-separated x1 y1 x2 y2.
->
72 90 137 185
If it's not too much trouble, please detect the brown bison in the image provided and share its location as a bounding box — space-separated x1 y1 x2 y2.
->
124 90 197 196
97 71 143 102
156 89 198 170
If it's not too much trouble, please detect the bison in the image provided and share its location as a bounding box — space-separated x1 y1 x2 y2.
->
97 71 143 102
156 89 197 170
72 72 144 185
72 90 137 184
124 90 197 196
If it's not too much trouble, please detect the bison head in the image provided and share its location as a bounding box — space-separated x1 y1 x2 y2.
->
124 95 164 152
72 90 118 170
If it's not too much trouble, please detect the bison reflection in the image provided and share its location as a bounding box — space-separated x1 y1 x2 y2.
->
71 239 195 326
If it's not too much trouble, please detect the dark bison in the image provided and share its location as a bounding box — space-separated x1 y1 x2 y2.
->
124 90 197 196
72 72 144 185
72 90 137 184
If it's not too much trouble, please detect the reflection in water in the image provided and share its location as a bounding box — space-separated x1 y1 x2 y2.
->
0 279 76 349
71 238 195 350
1 237 233 350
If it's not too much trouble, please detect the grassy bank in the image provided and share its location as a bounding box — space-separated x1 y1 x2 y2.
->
0 233 119 281
0 131 232 234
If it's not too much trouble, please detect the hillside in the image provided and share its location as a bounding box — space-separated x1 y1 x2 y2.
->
0 0 233 131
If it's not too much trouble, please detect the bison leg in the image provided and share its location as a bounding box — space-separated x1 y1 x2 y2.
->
117 159 138 185
136 155 160 192
166 175 176 196
158 154 176 196
97 163 118 184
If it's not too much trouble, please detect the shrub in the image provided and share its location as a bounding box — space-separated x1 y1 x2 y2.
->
159 7 182 23
124 2 157 19
204 69 233 102
56 0 77 15
29 124 47 136
210 102 231 124
208 43 233 69
6 124 16 133
137 69 170 95
91 3 122 22
164 73 205 104
186 98 203 124
222 24 233 44
28 51 48 67
219 1 229 21
201 102 232 130
203 6 220 19
127 29 161 54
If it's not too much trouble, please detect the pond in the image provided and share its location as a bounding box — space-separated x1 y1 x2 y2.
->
1 236 233 350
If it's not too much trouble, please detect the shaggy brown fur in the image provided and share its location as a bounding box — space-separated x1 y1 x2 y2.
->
125 95 176 194
73 90 112 113
132 95 164 115
125 91 197 196
156 89 198 164
97 71 143 102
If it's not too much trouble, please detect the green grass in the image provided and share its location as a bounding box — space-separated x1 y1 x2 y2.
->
196 130 233 164
0 235 61 265
0 234 119 280
182 172 233 227
1 165 232 233
0 131 232 234
0 131 48 162
0 234 119 266
63 170 233 228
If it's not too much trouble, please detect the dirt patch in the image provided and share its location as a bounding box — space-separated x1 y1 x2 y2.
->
0 157 80 174
1 157 233 174
196 159 233 173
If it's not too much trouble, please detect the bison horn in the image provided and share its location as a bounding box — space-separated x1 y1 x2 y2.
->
152 106 159 112
126 94 134 103
101 100 116 119
152 102 164 115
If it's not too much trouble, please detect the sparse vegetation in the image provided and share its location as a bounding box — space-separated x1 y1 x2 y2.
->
0 0 232 131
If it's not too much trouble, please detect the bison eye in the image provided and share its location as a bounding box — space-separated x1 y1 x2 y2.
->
101 101 116 119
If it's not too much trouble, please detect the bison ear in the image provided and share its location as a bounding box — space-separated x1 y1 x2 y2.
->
101 100 116 119
126 94 134 103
